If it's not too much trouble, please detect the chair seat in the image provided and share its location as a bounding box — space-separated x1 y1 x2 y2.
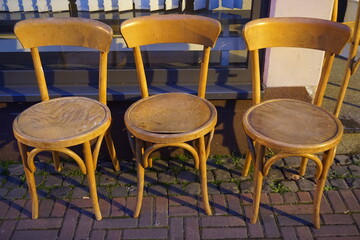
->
242 99 343 153
13 96 111 149
124 93 217 144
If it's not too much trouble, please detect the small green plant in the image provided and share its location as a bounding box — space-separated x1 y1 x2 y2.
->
270 181 290 193
328 170 347 180
210 155 227 165
324 185 338 191
176 154 190 162
65 169 84 176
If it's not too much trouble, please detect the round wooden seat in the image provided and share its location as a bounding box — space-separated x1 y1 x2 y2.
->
13 97 111 148
125 93 217 144
243 99 343 153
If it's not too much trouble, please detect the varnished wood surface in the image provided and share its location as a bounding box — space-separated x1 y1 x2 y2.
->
14 18 113 52
120 14 221 48
243 17 350 54
125 93 217 144
13 97 111 148
243 99 343 153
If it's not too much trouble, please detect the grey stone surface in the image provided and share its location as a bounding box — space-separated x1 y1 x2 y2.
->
330 179 349 189
147 184 168 196
72 187 89 198
144 171 158 185
6 188 26 199
283 157 301 167
111 186 128 198
7 164 24 176
207 183 220 194
219 182 239 194
117 172 137 186
298 179 315 191
44 175 63 187
99 174 118 186
334 155 352 166
267 167 284 181
240 181 254 193
168 184 185 195
349 165 360 176
63 175 83 187
280 180 299 192
331 165 350 177
158 171 176 183
348 178 360 188
151 160 169 171
177 171 197 182
213 169 231 181
50 186 72 199
184 183 201 195
207 170 215 182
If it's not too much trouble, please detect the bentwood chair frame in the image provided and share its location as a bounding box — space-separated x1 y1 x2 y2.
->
14 18 120 220
120 14 221 217
241 17 351 228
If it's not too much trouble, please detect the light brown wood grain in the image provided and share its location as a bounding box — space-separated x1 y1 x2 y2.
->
121 14 221 218
241 17 351 229
13 18 119 220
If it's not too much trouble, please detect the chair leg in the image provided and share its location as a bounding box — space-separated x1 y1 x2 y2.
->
105 130 120 171
250 144 266 224
83 141 102 221
134 138 145 218
242 152 252 177
299 157 308 176
198 136 212 216
18 141 39 219
313 147 336 229
52 151 62 172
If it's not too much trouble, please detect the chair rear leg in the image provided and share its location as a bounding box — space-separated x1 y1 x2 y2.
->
250 144 265 224
18 141 39 219
83 141 102 221
242 152 252 177
52 151 62 172
313 147 336 229
299 157 309 176
198 136 212 216
134 138 145 218
105 130 120 171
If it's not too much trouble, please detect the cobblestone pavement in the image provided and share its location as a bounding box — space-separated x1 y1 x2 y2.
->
0 154 360 239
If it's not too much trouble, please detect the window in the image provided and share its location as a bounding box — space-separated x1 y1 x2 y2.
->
0 0 268 102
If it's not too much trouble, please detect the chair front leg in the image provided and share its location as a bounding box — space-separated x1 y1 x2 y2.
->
198 136 212 216
313 147 336 229
18 141 39 219
83 141 102 221
250 143 266 224
133 137 145 218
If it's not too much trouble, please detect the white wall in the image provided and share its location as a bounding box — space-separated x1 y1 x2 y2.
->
263 0 334 93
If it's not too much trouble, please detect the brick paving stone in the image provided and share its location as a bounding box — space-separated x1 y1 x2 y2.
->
5 188 26 199
170 217 184 240
260 207 280 238
297 192 312 203
274 204 313 215
147 184 168 196
74 213 94 240
107 230 123 240
317 237 360 240
125 197 137 217
184 183 201 195
70 198 93 208
277 214 313 226
201 215 245 227
0 188 8 198
111 197 126 217
281 226 297 240
49 186 72 199
99 198 111 218
139 197 154 227
19 200 32 219
12 230 59 240
325 190 348 213
58 207 79 240
319 193 333 213
90 229 106 240
213 169 231 181
226 194 242 216
330 179 349 189
322 213 354 224
340 189 360 211
240 180 254 193
283 192 298 203
112 186 128 197
2 176 24 188
155 196 168 227
240 193 253 205
219 182 239 194
0 219 17 240
313 225 359 237
244 205 264 238
16 218 62 229
207 183 220 194
38 199 55 218
177 171 197 182
169 205 198 217
123 228 168 240
5 199 26 219
202 227 247 239
212 194 227 215
269 192 284 204
169 195 197 206
184 217 200 240
168 184 186 195
93 218 138 229
296 226 314 240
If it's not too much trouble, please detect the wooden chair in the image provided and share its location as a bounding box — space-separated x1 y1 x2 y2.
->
13 18 120 220
241 17 351 228
120 14 221 217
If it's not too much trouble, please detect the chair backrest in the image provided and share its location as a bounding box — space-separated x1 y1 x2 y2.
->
120 14 221 98
336 1 360 117
14 17 113 104
243 17 351 107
